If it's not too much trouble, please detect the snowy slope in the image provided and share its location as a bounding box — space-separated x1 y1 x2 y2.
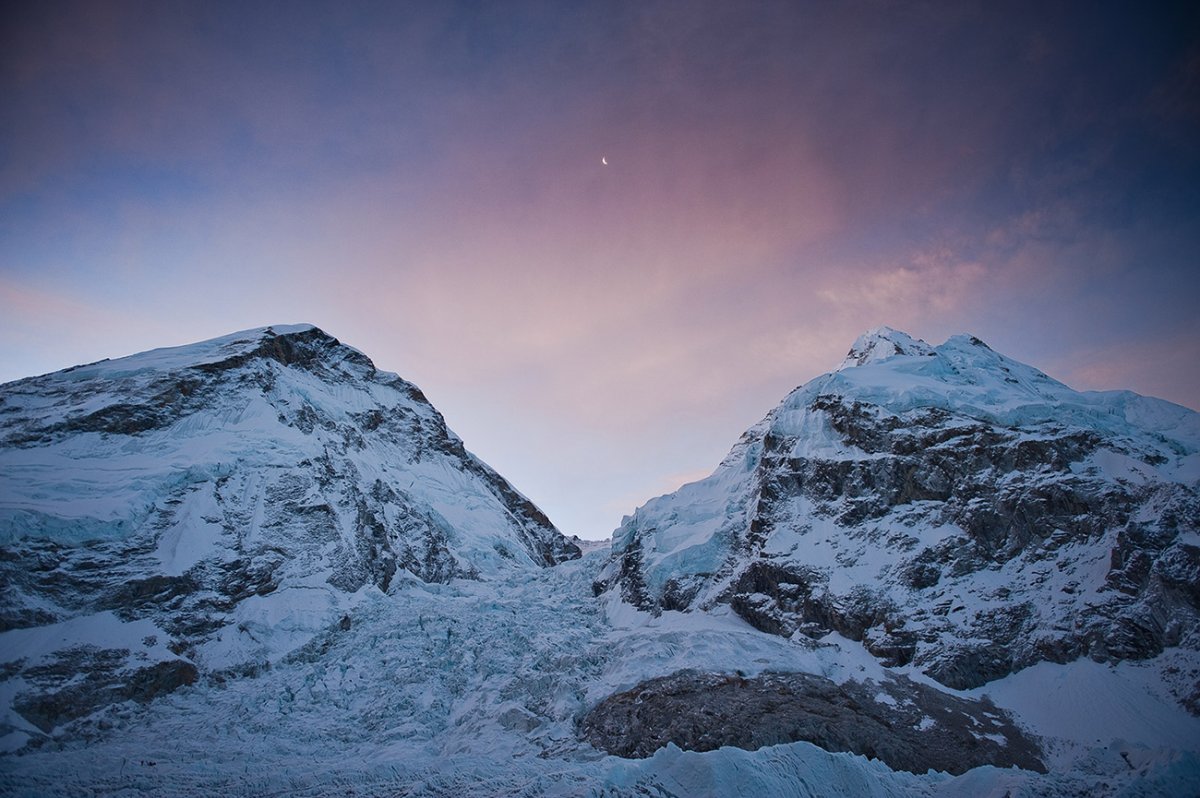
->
2 548 1198 796
2 325 1198 797
0 324 578 747
597 327 1200 690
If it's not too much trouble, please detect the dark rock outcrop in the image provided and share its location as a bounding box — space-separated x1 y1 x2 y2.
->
580 669 1046 775
11 647 198 734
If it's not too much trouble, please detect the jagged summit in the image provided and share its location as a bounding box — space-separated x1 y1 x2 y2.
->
837 326 936 369
4 324 393 444
802 329 1167 437
29 324 327 380
598 329 1200 691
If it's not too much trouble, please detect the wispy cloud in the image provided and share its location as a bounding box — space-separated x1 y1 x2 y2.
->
2 1 1197 537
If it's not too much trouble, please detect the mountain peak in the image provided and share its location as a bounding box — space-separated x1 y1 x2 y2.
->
837 327 935 369
0 324 581 710
29 323 362 387
600 326 1200 695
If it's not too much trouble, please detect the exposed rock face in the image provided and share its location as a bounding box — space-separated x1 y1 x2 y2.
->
595 328 1200 690
0 324 578 736
13 648 198 735
580 669 1046 775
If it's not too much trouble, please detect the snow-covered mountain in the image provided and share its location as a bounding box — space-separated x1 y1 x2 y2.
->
3 325 1198 796
0 324 578 737
596 327 1200 693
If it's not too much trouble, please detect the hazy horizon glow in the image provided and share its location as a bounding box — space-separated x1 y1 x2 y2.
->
3 2 1198 539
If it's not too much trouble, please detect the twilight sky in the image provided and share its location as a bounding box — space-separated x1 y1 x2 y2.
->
2 1 1199 539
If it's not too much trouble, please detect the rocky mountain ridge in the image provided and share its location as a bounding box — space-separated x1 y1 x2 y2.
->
2 324 1198 797
0 324 579 737
596 327 1200 692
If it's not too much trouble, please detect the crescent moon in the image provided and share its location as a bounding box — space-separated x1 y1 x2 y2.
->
601 156 608 166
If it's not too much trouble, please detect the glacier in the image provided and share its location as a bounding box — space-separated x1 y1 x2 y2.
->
1 324 1198 796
